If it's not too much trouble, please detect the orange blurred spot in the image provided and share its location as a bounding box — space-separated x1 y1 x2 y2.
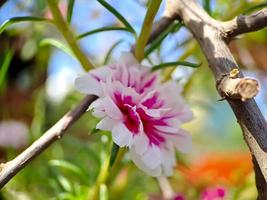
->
179 152 253 186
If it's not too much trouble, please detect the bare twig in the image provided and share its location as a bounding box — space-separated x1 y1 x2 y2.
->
223 8 267 39
0 95 97 188
167 0 267 198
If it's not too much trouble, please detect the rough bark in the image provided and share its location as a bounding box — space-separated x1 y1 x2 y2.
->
168 0 267 198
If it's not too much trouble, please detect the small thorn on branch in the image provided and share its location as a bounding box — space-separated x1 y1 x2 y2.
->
218 76 260 101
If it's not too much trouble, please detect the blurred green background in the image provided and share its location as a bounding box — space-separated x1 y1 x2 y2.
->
0 0 267 199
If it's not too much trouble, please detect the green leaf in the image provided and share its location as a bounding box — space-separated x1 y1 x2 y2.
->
77 26 131 40
242 2 267 14
39 38 74 58
204 0 211 15
0 16 51 35
49 160 87 182
57 174 73 192
0 50 13 92
145 22 182 57
134 0 162 61
67 0 75 24
151 61 201 71
109 143 120 170
103 39 124 65
97 0 136 35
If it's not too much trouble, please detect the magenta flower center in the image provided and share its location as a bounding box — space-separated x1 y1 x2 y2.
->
113 90 172 147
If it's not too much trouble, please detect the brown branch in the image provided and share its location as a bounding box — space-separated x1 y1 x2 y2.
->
168 0 267 198
0 95 97 188
223 8 267 39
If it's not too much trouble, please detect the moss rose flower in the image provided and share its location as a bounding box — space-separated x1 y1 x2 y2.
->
75 52 193 177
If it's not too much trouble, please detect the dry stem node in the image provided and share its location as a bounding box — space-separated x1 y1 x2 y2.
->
218 76 260 101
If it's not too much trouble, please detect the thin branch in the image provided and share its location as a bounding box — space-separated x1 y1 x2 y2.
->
0 95 97 188
168 0 267 198
224 8 267 39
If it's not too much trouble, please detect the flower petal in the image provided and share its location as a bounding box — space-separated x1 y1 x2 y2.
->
91 66 113 81
112 122 133 147
75 73 103 96
172 129 192 153
142 144 162 170
154 125 179 133
102 96 123 120
133 132 149 155
178 105 194 123
129 147 162 177
161 145 176 176
96 116 117 131
88 99 105 118
120 52 139 66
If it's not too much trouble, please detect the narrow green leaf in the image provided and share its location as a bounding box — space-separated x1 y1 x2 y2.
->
57 174 72 192
77 26 131 40
0 50 13 92
151 61 201 71
135 0 163 61
49 160 87 182
109 143 120 170
204 0 211 15
39 38 74 58
242 2 267 14
97 0 136 35
0 16 51 34
104 39 124 64
145 22 182 57
67 0 75 23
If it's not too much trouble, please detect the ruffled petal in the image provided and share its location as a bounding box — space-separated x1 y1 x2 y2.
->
161 145 176 176
112 122 133 147
90 66 113 81
141 144 162 170
75 73 103 96
102 96 123 120
129 147 162 177
133 132 149 155
172 129 192 153
178 105 194 123
120 52 139 66
154 125 179 133
88 98 105 118
96 116 117 131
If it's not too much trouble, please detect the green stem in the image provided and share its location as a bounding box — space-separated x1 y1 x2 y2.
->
47 0 94 70
135 0 162 61
90 148 126 200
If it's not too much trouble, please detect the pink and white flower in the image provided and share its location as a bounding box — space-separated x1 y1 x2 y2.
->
0 120 28 149
200 186 226 200
75 52 193 177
